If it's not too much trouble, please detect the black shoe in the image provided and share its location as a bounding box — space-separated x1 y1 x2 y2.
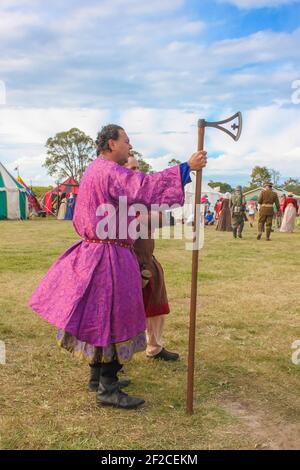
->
88 365 130 392
96 383 144 409
151 348 179 361
257 233 262 240
238 233 242 239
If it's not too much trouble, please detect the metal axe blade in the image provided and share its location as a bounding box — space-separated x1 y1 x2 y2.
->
198 111 242 141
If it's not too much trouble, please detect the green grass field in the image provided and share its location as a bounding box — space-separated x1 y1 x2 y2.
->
0 218 300 450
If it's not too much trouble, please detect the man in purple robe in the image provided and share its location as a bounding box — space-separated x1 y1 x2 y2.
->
29 124 207 409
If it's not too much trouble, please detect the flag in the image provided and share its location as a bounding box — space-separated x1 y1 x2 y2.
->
17 176 42 212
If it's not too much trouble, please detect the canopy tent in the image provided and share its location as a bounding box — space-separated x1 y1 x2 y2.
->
43 177 79 216
0 161 28 220
244 187 288 202
50 177 79 195
172 172 223 223
245 194 258 202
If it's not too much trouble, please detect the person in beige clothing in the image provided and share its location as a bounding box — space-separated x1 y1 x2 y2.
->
257 182 280 241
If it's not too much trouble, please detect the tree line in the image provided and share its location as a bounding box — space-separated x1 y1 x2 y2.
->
43 128 300 195
208 166 300 194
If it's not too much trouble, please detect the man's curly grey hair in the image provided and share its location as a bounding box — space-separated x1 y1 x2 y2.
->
96 124 124 154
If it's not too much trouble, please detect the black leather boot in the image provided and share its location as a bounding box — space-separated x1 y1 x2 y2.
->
88 363 101 392
88 364 131 392
96 378 145 409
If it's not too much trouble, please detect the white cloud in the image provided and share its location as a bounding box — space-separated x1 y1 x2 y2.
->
0 57 33 72
61 0 185 32
118 18 205 47
211 28 300 65
219 0 300 8
0 106 109 184
11 153 50 184
0 106 109 145
0 2 299 185
0 10 39 40
0 0 298 113
123 0 185 15
145 154 178 172
121 106 300 180
1 104 300 184
120 107 201 157
0 0 39 5
205 105 300 179
125 105 300 182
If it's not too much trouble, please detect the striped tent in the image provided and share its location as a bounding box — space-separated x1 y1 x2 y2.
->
0 162 28 220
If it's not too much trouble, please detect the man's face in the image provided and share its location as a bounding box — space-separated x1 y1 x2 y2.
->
125 156 139 172
109 129 132 165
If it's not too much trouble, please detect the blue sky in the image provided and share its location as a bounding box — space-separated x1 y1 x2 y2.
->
0 0 300 186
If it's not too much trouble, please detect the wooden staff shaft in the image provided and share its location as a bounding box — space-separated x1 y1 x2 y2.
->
186 124 205 415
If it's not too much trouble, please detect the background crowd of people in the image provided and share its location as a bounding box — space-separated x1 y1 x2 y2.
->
200 185 300 236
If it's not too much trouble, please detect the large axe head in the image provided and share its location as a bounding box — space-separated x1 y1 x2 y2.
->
198 111 242 141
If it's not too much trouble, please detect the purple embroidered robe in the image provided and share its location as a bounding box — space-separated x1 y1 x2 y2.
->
29 157 184 347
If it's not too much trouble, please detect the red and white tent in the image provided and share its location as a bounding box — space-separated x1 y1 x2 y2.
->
44 177 79 215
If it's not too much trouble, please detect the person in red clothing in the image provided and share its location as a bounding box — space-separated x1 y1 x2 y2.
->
214 197 223 221
276 194 286 229
280 194 286 214
280 193 298 233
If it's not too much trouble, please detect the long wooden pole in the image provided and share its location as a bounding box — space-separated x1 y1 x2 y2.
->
186 120 205 415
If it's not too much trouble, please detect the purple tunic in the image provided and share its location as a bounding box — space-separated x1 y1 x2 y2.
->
29 158 184 347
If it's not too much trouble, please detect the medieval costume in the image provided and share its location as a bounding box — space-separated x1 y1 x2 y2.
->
214 197 223 221
65 194 76 220
57 197 67 220
134 218 179 361
276 195 286 229
280 194 298 233
29 157 189 408
216 193 232 232
280 195 286 215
